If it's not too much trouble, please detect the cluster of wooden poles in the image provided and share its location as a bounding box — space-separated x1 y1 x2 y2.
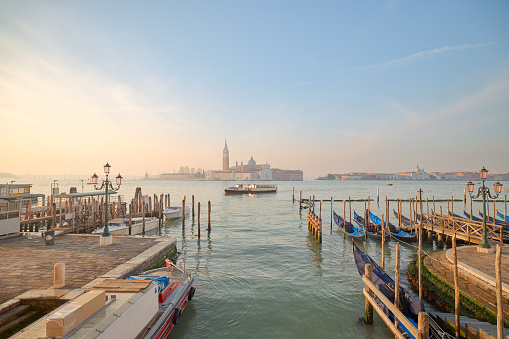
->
19 188 213 236
178 194 212 237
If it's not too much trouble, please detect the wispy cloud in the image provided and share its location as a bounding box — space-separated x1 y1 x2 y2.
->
287 82 312 88
353 42 495 71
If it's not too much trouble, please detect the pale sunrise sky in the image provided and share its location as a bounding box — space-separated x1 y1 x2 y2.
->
1 1 508 178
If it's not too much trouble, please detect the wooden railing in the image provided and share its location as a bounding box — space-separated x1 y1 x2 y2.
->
420 212 503 244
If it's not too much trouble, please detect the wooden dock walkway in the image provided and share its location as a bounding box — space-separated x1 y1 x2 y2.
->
0 234 176 305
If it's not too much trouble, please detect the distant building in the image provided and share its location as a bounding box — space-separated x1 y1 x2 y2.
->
223 140 229 172
206 141 303 181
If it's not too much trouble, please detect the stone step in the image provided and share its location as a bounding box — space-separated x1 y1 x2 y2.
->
435 249 509 305
427 252 509 320
434 312 509 338
0 304 31 327
0 309 37 337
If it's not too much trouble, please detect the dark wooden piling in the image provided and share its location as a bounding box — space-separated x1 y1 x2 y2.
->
182 199 185 228
129 202 133 235
453 234 460 338
142 198 146 235
192 195 195 218
197 202 201 237
496 245 503 339
364 264 373 324
207 201 211 231
330 196 333 230
395 242 400 329
381 213 385 270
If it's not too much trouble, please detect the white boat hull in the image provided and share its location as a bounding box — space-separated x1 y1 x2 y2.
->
92 218 159 235
163 207 190 220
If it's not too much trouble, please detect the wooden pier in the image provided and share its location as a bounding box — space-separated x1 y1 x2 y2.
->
16 188 197 235
307 197 322 243
419 212 504 245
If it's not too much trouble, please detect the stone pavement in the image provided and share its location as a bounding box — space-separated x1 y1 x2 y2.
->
448 244 509 289
0 234 173 305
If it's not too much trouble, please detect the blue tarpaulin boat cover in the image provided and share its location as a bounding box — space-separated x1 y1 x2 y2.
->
127 275 169 292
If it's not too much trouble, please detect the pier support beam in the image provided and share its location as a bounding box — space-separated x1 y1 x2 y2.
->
364 264 373 324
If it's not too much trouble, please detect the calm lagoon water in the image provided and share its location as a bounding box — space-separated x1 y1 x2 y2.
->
22 177 508 338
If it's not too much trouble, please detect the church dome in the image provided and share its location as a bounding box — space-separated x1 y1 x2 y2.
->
248 156 256 166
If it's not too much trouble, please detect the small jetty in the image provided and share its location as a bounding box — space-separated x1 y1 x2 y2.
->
0 234 177 337
294 188 509 338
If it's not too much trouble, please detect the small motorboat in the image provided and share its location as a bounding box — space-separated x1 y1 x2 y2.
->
163 206 190 220
92 217 159 235
12 261 195 338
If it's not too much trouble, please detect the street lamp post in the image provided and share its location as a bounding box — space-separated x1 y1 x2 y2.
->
92 163 123 245
466 167 503 250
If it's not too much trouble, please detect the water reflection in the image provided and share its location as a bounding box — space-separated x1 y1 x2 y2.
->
305 233 323 276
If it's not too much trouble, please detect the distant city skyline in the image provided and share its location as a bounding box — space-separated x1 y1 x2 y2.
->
1 2 508 177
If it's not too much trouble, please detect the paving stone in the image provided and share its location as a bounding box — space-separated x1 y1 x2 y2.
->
0 234 165 304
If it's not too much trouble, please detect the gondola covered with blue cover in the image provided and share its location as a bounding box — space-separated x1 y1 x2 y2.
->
333 210 365 239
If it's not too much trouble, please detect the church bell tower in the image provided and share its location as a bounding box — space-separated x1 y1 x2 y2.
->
223 140 229 171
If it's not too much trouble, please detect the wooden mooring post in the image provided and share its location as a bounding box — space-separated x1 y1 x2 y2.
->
496 244 503 339
207 201 211 231
453 234 460 338
364 263 373 324
197 202 201 237
182 199 185 228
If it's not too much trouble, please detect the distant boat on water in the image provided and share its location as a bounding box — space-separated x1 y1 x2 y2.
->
386 181 393 186
224 184 277 194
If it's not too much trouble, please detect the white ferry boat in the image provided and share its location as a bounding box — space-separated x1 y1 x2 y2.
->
224 184 277 194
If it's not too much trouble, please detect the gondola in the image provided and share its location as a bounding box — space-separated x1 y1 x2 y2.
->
352 243 453 339
478 210 509 229
497 209 509 223
353 210 389 241
464 211 509 244
369 211 417 242
333 210 365 239
393 209 413 227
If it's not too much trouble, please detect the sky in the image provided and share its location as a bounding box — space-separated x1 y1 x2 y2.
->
1 1 508 178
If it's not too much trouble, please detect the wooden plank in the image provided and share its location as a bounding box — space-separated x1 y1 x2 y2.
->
363 288 406 339
91 279 152 292
362 275 420 339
